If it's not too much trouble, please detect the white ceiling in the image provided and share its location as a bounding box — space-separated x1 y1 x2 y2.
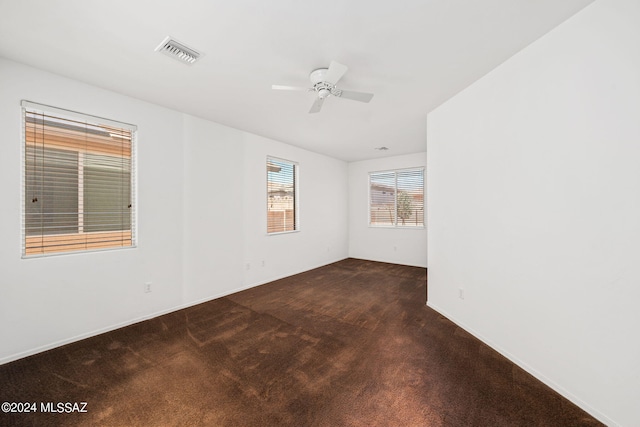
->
0 0 595 162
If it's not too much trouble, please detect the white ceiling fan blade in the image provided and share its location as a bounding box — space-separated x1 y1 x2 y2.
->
324 61 348 85
272 84 309 91
309 97 324 114
337 90 374 103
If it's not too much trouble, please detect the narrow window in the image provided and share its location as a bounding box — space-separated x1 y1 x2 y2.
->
22 101 136 256
267 157 298 234
369 168 424 228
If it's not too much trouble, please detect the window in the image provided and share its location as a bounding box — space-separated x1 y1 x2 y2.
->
22 101 136 256
267 157 298 233
369 168 424 227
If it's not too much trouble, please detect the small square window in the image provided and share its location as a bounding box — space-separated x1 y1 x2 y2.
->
369 168 424 228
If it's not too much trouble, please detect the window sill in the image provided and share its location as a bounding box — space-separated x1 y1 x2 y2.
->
368 225 425 230
266 230 300 236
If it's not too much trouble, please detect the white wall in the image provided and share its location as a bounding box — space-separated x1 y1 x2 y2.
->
0 58 185 362
0 58 349 364
182 116 245 303
242 134 349 286
427 0 640 425
183 115 349 297
348 153 427 267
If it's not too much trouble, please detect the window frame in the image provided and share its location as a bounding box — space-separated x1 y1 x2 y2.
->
21 100 138 257
266 156 299 235
368 167 425 229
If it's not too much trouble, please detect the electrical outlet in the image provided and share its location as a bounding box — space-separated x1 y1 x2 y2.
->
245 263 251 270
261 260 265 267
144 282 152 293
458 288 464 300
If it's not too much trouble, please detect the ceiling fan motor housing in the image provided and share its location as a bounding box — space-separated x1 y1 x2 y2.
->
309 68 329 84
310 68 336 98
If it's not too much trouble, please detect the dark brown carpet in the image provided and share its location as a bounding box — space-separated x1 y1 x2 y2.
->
0 258 602 426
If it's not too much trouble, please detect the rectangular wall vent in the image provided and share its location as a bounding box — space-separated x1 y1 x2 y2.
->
155 36 201 65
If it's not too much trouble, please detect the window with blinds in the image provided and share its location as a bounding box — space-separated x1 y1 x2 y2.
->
369 168 424 228
22 101 136 256
267 157 298 234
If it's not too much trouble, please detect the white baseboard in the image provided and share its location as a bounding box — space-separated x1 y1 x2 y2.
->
0 257 347 366
426 301 616 427
348 256 427 268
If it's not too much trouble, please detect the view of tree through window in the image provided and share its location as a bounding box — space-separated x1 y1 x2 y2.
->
369 168 424 227
267 157 298 233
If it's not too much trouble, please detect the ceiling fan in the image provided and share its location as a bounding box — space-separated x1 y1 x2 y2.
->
272 61 374 114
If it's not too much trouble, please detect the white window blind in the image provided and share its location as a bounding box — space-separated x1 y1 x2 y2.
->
369 168 424 227
267 157 298 234
22 101 137 256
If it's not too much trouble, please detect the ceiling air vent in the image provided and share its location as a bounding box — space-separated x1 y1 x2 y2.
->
155 36 201 65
